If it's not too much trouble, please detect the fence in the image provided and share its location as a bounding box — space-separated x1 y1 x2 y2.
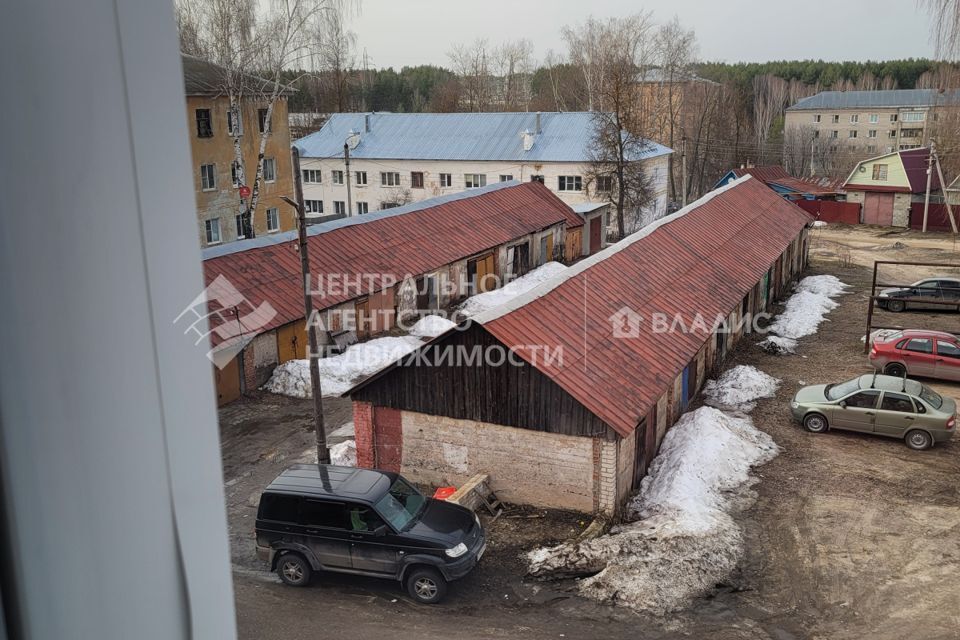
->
795 199 861 225
908 203 957 232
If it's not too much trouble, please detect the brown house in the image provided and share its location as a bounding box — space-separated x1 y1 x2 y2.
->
182 54 297 248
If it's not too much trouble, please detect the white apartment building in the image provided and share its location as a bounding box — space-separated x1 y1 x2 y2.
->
295 112 672 225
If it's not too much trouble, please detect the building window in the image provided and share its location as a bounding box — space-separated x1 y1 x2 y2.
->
262 157 276 183
499 174 514 182
204 218 221 244
380 201 400 209
830 130 839 139
868 130 878 138
305 200 323 214
867 145 877 153
332 170 344 185
257 108 270 134
334 201 346 215
356 201 369 215
902 112 925 122
889 130 898 138
266 207 279 232
231 161 241 188
872 164 889 181
831 114 840 123
439 173 452 187
195 109 213 138
848 130 858 138
411 171 424 189
596 175 613 192
869 113 879 124
901 128 923 138
302 169 322 184
530 174 545 184
381 172 400 187
464 173 486 189
890 114 898 122
226 109 242 136
813 114 821 123
200 164 216 191
235 214 246 240
558 175 583 192
813 130 820 138
850 114 859 123
355 171 367 186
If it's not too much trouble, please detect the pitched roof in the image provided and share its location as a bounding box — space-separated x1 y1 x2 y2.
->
787 89 960 111
201 181 581 346
295 112 673 163
843 147 939 193
349 176 812 437
181 53 295 97
726 166 843 196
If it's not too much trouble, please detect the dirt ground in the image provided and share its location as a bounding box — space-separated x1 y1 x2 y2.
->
222 223 960 640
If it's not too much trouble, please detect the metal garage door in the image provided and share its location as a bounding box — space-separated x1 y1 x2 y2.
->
214 357 241 406
863 193 895 226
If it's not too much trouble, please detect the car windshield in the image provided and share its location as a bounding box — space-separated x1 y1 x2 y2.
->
916 383 944 410
825 377 861 401
374 477 426 531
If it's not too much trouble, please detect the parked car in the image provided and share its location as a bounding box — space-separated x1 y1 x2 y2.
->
790 374 956 450
869 329 960 382
876 277 960 313
255 464 485 604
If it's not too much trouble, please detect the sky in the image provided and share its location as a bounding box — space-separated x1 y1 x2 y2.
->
347 0 936 69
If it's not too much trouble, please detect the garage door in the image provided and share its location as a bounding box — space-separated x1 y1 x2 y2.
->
277 321 307 363
214 357 241 406
589 216 602 254
863 193 895 226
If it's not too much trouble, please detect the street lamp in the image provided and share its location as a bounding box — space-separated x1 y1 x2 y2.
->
344 130 361 217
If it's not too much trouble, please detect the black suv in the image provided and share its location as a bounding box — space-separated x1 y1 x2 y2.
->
255 464 485 604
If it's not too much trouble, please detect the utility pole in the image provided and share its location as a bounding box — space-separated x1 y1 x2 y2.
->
344 141 353 217
922 142 934 233
681 135 688 207
283 146 329 465
931 142 959 233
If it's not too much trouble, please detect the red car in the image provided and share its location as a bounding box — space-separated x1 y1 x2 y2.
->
869 330 960 382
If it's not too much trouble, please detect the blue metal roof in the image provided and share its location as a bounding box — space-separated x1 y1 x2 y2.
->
295 112 673 163
788 89 960 111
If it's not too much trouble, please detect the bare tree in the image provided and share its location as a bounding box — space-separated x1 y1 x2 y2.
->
313 4 357 112
176 0 346 237
562 16 612 112
651 17 697 201
922 0 960 59
448 39 492 111
491 39 535 110
752 74 789 163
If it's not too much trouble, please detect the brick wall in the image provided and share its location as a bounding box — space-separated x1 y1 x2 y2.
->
353 401 375 468
399 410 600 514
373 406 402 471
596 439 617 514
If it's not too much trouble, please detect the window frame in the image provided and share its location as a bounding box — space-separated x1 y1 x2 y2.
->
195 108 213 138
204 218 221 245
904 337 934 354
558 175 583 192
302 169 322 184
332 170 344 185
439 173 452 188
936 340 960 358
499 174 514 182
262 157 276 183
872 164 889 181
305 200 324 214
257 107 270 134
333 200 346 215
266 207 280 233
200 163 216 191
356 201 369 215
380 171 400 187
464 173 486 189
411 171 424 189
355 170 368 186
235 214 246 240
880 392 917 414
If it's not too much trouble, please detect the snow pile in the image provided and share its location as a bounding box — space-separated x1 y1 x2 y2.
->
329 439 356 467
812 220 828 228
759 275 847 354
527 407 778 614
459 262 567 317
263 336 422 398
408 314 457 338
701 365 781 412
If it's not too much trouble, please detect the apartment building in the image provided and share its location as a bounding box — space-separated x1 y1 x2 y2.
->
182 54 297 248
785 89 960 156
295 112 672 226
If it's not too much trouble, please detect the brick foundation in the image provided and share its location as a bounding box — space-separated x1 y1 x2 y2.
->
353 401 375 468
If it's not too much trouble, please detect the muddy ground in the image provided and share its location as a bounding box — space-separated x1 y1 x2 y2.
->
224 224 960 639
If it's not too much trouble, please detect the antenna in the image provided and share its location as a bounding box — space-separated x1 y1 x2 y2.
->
901 367 907 392
870 369 878 389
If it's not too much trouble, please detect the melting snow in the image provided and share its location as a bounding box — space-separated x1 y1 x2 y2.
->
263 336 423 398
329 439 357 467
458 262 567 317
702 365 780 412
408 314 457 338
759 275 847 354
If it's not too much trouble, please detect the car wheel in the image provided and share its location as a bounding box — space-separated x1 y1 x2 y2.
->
884 362 907 377
904 429 933 451
405 567 447 604
277 552 312 587
886 299 906 313
803 413 829 433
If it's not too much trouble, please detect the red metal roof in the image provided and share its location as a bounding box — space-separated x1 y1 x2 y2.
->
900 148 940 193
202 181 582 346
477 176 813 438
730 166 843 196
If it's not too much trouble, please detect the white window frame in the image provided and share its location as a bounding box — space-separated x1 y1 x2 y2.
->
332 170 344 185
902 111 925 122
850 114 859 123
380 172 400 187
832 114 840 123
558 175 583 192
305 200 323 214
355 171 367 186
334 201 346 215
231 161 241 188
266 207 279 232
464 173 486 189
235 214 246 240
439 173 452 188
813 114 821 123
204 218 221 244
868 130 878 138
200 164 216 191
302 169 322 184
595 175 613 193
356 201 369 215
872 164 889 181
869 113 879 124
499 174 514 182
848 130 858 138
262 157 276 183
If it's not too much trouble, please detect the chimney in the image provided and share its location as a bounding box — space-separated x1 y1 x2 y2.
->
535 111 542 134
521 129 534 152
364 113 371 133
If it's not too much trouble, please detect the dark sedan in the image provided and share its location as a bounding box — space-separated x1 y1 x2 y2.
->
877 277 960 313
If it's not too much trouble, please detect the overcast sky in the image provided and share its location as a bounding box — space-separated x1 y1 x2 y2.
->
348 0 936 68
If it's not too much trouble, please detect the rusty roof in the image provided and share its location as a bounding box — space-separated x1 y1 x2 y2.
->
728 166 843 196
465 175 812 437
202 181 581 346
